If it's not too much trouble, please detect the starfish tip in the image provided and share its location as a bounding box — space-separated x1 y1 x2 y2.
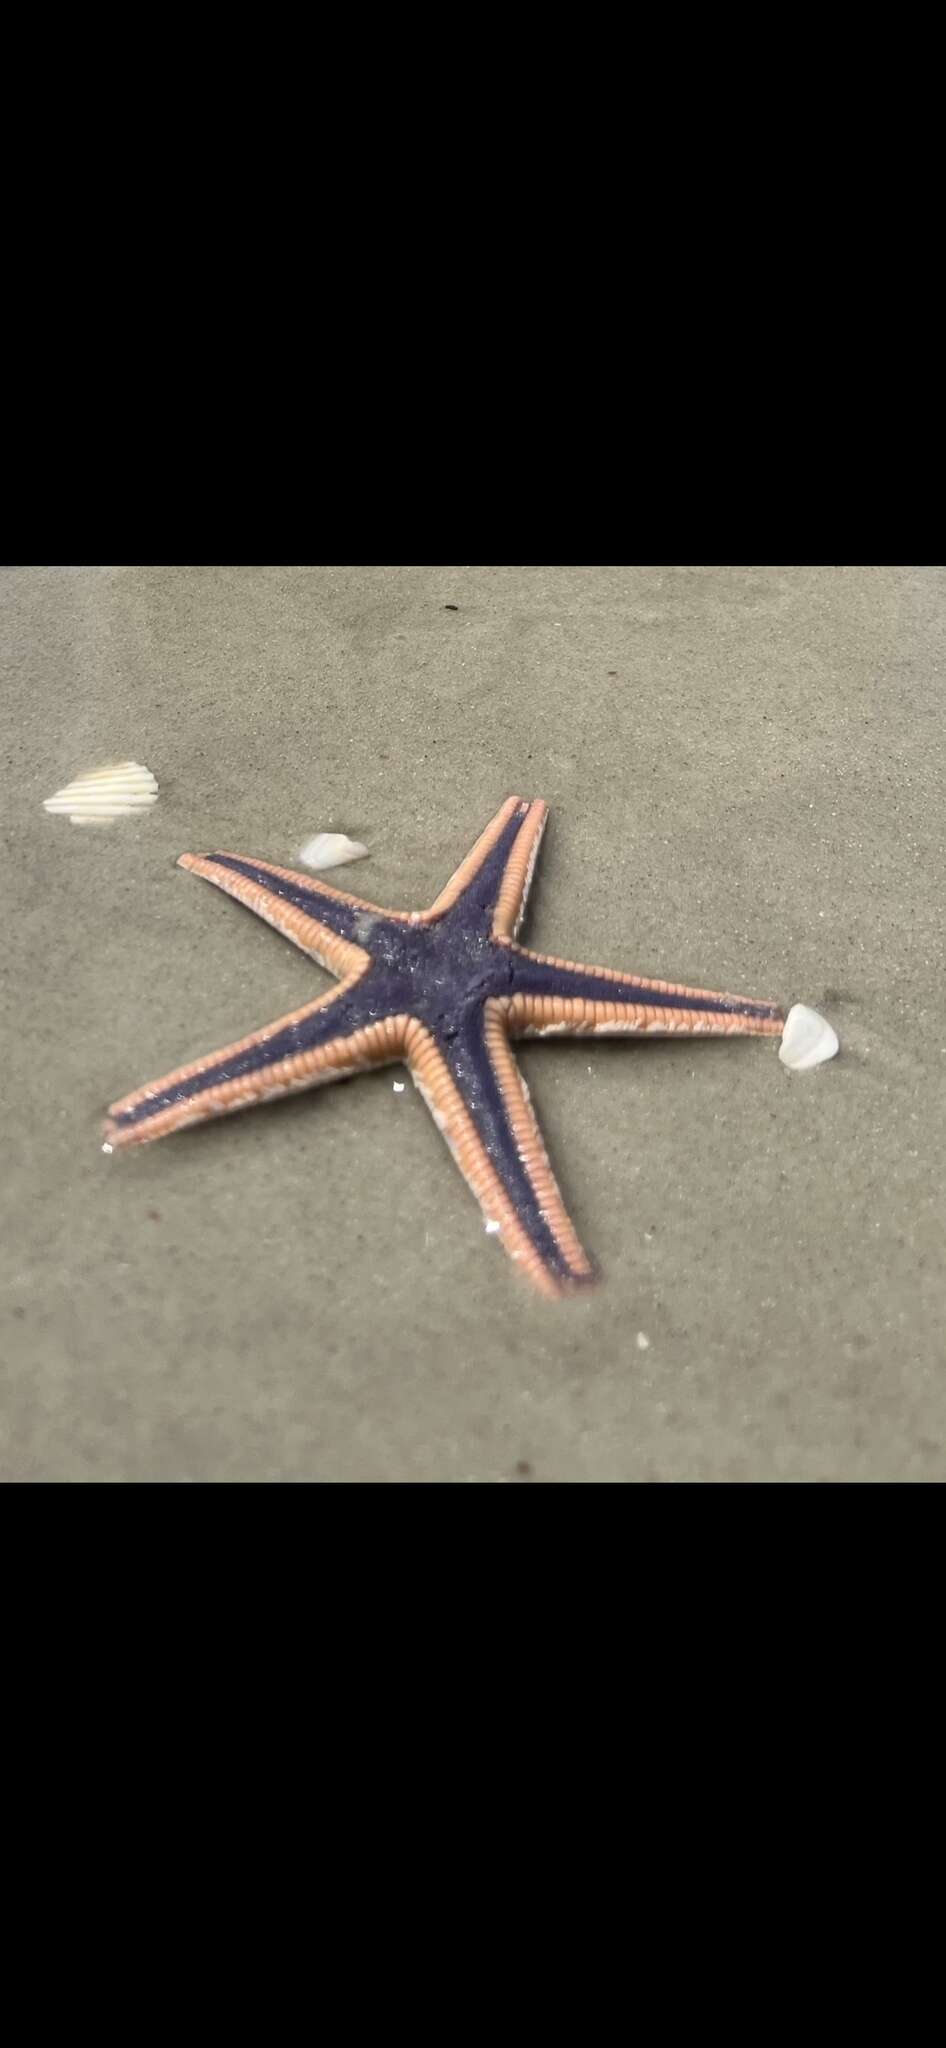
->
537 1263 597 1300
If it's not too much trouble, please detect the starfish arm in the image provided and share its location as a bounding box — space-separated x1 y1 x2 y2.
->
489 798 549 938
177 851 411 977
502 944 784 1039
104 973 408 1149
404 1002 594 1299
424 795 548 930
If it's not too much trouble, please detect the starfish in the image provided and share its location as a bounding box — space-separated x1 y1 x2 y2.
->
104 797 784 1297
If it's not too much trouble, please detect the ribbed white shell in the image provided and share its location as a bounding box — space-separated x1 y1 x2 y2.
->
43 761 159 825
298 832 369 870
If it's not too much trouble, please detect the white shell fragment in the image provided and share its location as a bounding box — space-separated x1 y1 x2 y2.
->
43 760 158 825
298 832 369 871
778 1003 840 1072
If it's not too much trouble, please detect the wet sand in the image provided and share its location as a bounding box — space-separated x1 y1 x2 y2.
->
1 565 942 1480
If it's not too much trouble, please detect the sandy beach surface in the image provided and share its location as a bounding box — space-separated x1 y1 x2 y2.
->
1 564 942 1481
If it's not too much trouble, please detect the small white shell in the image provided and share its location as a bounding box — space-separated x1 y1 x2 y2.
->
298 832 369 871
43 760 158 825
778 1003 840 1072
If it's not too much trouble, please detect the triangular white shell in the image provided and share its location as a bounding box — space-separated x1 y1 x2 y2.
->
298 832 369 871
43 760 158 824
778 1003 839 1072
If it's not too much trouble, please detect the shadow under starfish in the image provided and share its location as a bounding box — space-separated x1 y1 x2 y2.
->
104 797 784 1298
